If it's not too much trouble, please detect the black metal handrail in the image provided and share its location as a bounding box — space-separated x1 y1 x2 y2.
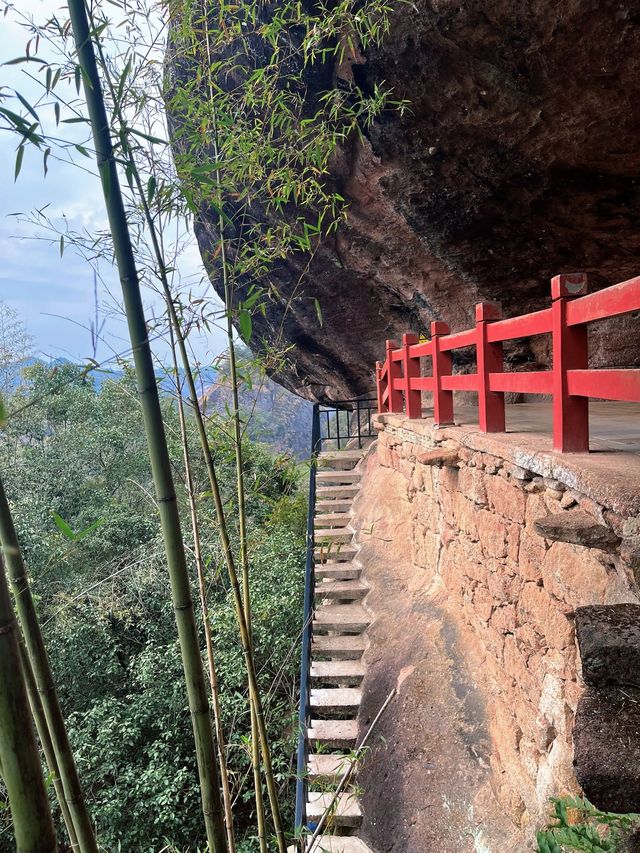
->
294 397 377 839
318 397 377 450
295 402 320 835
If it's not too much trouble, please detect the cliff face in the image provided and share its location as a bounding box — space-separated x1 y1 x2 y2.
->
185 0 640 402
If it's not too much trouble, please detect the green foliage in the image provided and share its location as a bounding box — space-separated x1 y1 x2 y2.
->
0 368 306 851
169 0 407 294
537 797 640 853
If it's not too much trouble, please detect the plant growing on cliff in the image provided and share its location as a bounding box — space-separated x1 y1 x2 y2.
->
167 0 408 370
537 796 640 852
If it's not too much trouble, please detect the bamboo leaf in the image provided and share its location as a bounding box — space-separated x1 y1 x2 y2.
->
115 57 132 110
0 105 27 128
314 297 323 326
73 518 104 541
59 235 64 257
14 91 39 121
43 147 50 177
147 175 156 204
14 145 24 181
2 56 47 66
239 309 252 342
51 512 76 540
128 127 167 145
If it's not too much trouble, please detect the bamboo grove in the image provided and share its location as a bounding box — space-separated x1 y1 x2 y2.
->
0 0 403 849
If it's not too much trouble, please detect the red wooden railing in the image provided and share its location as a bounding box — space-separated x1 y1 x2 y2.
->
375 273 640 452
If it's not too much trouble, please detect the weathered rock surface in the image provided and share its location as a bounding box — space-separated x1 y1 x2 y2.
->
415 447 459 467
575 604 640 689
534 511 621 552
574 686 640 813
375 411 640 822
175 1 640 402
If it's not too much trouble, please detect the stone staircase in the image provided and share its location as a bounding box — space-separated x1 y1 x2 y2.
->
296 447 375 853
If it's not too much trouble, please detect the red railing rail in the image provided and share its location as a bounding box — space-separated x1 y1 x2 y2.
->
375 273 640 452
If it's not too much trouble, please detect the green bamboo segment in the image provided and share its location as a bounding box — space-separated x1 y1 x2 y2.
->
65 2 227 850
79 1 284 845
151 255 286 850
19 643 80 851
168 320 287 853
0 555 58 853
169 323 237 853
0 477 97 853
222 194 268 853
198 7 274 848
103 55 284 852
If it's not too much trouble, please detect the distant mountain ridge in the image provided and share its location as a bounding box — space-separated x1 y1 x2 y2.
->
13 356 311 457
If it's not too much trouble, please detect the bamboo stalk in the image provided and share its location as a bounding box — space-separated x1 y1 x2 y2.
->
221 199 268 853
0 477 97 852
169 322 237 853
151 262 285 851
65 3 227 850
181 343 287 853
83 4 284 844
101 65 284 853
0 553 58 853
198 6 268 847
19 643 79 851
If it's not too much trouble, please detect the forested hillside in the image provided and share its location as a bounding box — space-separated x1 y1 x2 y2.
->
0 363 306 850
204 350 312 458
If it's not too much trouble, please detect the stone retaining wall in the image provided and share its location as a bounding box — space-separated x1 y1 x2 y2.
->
374 413 640 827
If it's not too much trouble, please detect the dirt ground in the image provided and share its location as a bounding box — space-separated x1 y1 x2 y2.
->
353 449 527 853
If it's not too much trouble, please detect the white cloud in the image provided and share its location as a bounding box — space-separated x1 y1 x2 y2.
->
0 1 226 366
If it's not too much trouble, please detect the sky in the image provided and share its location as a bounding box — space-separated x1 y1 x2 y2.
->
0 0 227 370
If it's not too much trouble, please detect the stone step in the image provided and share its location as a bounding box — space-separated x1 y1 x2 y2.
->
315 544 358 563
311 688 362 715
315 528 354 544
306 792 362 828
318 449 365 469
308 718 359 749
316 499 354 513
315 579 368 601
314 604 371 634
316 470 362 485
316 485 359 500
307 753 354 783
313 634 367 660
315 563 361 581
311 660 365 686
293 837 375 853
314 512 352 528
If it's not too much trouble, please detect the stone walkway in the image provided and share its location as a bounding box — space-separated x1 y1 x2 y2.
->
352 453 526 853
382 401 640 517
445 401 640 454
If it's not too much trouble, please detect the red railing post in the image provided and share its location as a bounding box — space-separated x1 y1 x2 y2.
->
476 302 505 432
402 333 421 418
376 360 386 413
386 339 404 413
551 273 589 452
431 321 454 426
